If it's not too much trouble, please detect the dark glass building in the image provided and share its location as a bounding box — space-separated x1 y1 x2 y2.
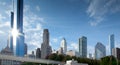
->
16 0 25 57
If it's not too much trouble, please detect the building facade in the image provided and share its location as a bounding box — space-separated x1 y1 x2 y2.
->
79 36 87 58
24 43 27 55
41 29 52 59
95 42 106 60
16 0 25 57
58 47 64 55
112 48 120 60
60 38 67 54
36 48 41 58
109 34 115 55
9 12 14 53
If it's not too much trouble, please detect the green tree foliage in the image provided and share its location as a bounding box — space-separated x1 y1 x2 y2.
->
100 56 117 65
47 53 100 65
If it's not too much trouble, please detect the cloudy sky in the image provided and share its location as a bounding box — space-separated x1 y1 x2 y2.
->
0 0 120 56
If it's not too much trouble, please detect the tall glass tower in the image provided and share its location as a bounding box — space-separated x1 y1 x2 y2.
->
9 12 14 53
16 0 25 57
79 36 87 58
109 34 115 55
95 42 106 60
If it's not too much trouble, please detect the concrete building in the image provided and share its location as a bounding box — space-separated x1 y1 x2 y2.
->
60 38 67 54
109 34 115 55
65 59 88 65
25 51 35 59
41 29 52 59
66 50 79 57
112 48 120 60
79 36 87 58
58 47 64 55
16 0 25 57
36 48 41 58
95 42 106 60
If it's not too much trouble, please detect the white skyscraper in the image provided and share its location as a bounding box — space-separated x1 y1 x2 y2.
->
60 38 67 54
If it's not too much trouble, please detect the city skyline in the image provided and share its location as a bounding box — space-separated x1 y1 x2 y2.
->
0 0 120 56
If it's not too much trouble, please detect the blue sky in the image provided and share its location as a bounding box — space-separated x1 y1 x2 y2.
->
0 0 120 56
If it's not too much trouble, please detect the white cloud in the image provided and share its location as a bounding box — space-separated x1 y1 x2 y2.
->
0 2 6 6
36 6 40 11
87 0 120 26
68 42 78 51
87 45 94 55
0 21 10 28
0 31 4 34
52 38 58 43
23 5 44 53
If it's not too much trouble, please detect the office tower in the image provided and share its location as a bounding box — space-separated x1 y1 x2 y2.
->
16 0 25 57
112 48 120 60
60 38 67 54
95 42 106 60
109 34 115 55
24 43 27 55
58 47 64 55
36 48 41 58
41 29 52 59
9 12 14 53
79 36 87 58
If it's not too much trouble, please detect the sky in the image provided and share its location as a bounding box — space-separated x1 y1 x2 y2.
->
0 0 120 57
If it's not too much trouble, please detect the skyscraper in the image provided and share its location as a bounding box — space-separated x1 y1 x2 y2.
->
16 0 25 57
79 36 87 58
109 34 115 55
95 42 106 60
9 12 14 53
24 43 27 55
41 29 52 59
112 48 120 60
60 38 67 54
36 48 41 58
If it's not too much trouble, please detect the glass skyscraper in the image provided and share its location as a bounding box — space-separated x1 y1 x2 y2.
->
109 34 115 55
95 42 106 60
79 36 87 58
16 0 25 57
9 12 14 53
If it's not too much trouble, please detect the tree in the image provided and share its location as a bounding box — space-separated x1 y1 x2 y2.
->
100 56 117 65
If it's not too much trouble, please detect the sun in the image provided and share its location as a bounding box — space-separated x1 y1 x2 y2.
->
11 28 19 37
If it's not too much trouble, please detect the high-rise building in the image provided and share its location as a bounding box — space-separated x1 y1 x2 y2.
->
95 42 106 60
9 12 14 53
109 34 115 55
41 29 52 59
24 43 27 55
16 0 25 57
36 48 41 58
58 47 64 55
60 38 67 54
79 36 87 58
112 48 120 60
